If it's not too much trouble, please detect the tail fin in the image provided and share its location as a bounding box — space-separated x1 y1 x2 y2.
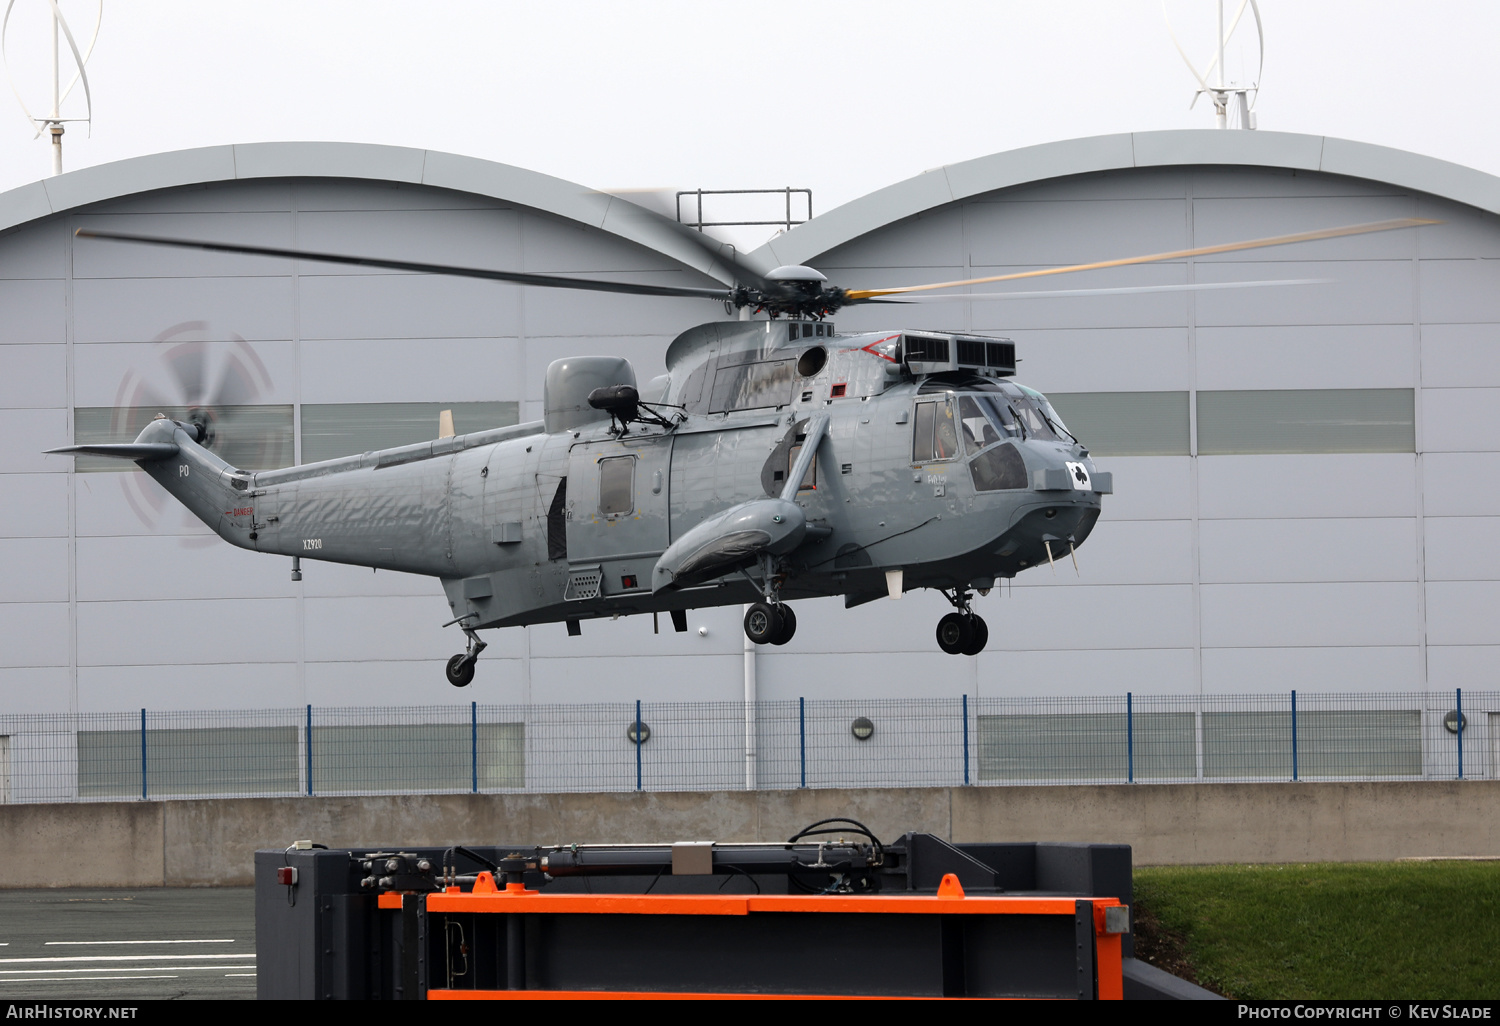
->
48 417 256 550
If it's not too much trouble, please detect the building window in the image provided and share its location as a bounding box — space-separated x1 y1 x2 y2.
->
977 713 1196 781
78 726 299 798
301 401 519 463
1196 389 1415 455
1042 392 1190 457
72 406 294 473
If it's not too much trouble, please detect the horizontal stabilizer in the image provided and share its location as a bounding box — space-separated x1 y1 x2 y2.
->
45 443 180 461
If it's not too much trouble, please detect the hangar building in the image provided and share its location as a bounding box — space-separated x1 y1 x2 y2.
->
2 130 1498 728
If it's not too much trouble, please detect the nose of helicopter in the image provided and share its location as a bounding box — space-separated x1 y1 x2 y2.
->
985 448 1108 574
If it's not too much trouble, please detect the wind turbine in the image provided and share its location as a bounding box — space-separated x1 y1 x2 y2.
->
1164 0 1263 129
3 0 101 174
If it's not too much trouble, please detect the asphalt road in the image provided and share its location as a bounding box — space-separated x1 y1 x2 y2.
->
0 888 255 1001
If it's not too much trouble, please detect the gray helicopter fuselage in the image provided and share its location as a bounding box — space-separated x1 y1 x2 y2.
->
129 319 1110 634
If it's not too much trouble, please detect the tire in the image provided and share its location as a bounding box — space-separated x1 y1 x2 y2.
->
960 614 988 656
446 654 475 687
743 602 784 645
770 604 797 645
935 612 973 655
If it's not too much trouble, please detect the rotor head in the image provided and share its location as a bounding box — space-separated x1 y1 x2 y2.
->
734 264 849 320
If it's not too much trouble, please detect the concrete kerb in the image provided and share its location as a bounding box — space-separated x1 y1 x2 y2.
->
2 781 1497 888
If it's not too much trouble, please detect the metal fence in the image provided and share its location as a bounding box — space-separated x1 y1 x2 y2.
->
0 690 1490 804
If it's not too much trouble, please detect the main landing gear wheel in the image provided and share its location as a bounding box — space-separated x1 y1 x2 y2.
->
770 603 797 645
961 614 988 656
744 602 797 645
936 612 972 655
936 612 988 655
446 654 476 688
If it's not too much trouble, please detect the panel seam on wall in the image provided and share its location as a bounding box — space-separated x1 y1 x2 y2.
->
292 184 306 709
1186 170 1202 698
1412 193 1429 693
65 211 78 719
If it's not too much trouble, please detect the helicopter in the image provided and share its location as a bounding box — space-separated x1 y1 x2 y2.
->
46 216 1433 687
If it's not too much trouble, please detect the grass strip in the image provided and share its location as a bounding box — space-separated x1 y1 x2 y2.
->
1132 861 1500 1000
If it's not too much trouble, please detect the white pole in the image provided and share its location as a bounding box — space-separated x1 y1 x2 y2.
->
743 604 757 790
1216 0 1225 91
49 8 61 175
1214 0 1227 129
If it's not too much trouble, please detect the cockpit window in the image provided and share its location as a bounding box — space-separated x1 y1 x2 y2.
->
1016 385 1078 444
958 396 999 451
1010 400 1055 440
913 398 960 463
1036 399 1076 443
959 394 1020 450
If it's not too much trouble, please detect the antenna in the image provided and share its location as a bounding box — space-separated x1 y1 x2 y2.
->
1162 0 1262 129
2 0 102 174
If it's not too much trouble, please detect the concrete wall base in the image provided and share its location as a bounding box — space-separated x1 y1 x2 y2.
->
2 780 1496 888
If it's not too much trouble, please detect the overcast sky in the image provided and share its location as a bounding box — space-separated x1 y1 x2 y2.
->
0 1 1493 251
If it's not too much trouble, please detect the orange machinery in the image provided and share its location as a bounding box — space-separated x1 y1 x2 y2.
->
380 870 1127 999
256 828 1135 1000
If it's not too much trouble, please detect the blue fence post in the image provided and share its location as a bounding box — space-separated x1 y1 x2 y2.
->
140 709 147 800
306 704 313 796
1291 690 1298 782
471 700 479 794
1457 688 1464 780
635 699 643 792
961 695 970 786
798 697 807 789
1127 692 1134 784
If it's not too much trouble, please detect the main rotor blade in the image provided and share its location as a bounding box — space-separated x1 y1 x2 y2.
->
73 229 736 302
892 278 1331 301
844 218 1439 299
599 187 776 286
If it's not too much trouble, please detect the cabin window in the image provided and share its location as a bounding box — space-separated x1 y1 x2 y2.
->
786 435 817 491
547 478 568 560
598 457 635 517
708 356 798 413
912 399 959 463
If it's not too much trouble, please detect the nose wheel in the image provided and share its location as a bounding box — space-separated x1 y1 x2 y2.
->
445 654 476 687
744 602 797 645
445 626 488 687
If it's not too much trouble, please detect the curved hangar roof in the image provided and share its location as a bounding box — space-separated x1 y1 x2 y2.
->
755 129 1500 267
0 140 751 285
3 130 1500 273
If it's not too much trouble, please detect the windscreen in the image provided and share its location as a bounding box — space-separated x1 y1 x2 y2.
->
1016 385 1077 444
959 395 1020 451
